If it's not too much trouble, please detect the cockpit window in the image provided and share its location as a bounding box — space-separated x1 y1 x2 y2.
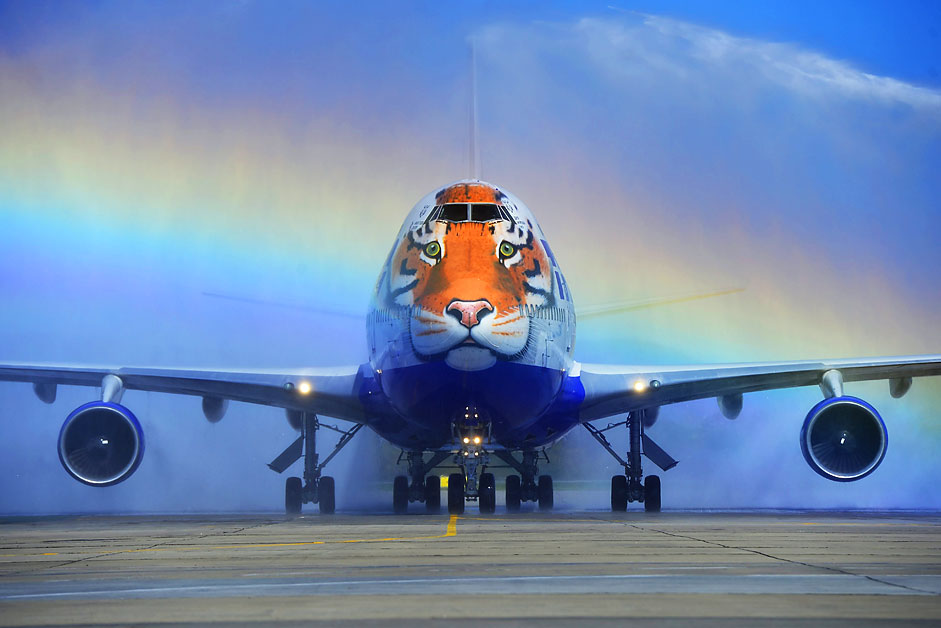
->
440 203 470 222
433 203 507 223
471 204 501 222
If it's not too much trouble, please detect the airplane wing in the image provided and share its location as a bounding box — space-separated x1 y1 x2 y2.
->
576 354 941 422
0 362 373 424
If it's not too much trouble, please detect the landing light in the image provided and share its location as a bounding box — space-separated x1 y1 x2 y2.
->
463 437 470 444
297 381 312 395
633 380 648 393
463 451 469 456
473 436 481 444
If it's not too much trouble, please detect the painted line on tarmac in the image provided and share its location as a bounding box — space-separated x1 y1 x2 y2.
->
0 515 460 559
3 573 939 601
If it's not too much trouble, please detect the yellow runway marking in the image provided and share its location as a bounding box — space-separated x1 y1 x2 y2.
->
0 515 460 559
458 515 612 524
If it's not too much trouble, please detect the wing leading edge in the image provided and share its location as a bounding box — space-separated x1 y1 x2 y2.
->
0 362 373 424
575 354 941 422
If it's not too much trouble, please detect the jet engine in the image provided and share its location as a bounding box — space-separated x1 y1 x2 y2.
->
799 396 887 482
58 401 145 486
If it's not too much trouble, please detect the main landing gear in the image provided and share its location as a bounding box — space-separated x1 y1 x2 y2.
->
493 449 553 512
392 450 451 514
391 418 553 515
441 417 556 515
584 409 678 513
268 412 362 515
392 432 496 515
387 444 556 514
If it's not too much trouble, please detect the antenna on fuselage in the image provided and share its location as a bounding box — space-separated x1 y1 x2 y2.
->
469 38 481 181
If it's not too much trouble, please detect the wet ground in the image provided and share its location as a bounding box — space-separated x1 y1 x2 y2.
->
1 511 940 626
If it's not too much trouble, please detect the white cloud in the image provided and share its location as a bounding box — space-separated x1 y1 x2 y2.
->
574 13 941 110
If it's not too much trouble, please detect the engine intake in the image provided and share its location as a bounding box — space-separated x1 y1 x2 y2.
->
800 396 887 482
58 402 145 486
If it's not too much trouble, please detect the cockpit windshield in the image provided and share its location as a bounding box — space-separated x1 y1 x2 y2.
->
431 203 506 223
471 204 501 222
440 204 469 221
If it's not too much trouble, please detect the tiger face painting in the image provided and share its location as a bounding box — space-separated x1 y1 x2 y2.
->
379 184 556 372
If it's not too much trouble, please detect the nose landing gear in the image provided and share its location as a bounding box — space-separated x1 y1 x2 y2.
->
451 423 491 513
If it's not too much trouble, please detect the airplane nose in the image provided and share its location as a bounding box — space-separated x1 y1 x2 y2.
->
447 299 494 329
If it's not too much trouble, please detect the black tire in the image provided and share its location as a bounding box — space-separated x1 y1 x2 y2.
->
479 473 496 514
644 475 661 513
319 476 336 514
447 472 465 515
285 476 302 515
611 475 628 512
537 474 554 511
505 474 522 512
393 475 409 514
424 475 441 513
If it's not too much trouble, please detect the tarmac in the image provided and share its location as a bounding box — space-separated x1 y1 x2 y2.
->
1 510 940 626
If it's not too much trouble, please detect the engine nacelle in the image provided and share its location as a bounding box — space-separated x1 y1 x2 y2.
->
286 409 303 432
58 402 145 486
800 396 887 482
641 406 659 428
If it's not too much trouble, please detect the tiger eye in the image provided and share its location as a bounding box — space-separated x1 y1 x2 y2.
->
499 242 517 258
424 241 441 258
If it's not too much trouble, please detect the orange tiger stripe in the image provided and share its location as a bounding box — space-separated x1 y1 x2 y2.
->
435 182 505 204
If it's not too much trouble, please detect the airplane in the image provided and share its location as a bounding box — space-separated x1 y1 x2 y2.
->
1 178 939 515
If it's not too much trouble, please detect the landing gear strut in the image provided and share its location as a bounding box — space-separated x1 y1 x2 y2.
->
493 449 553 511
393 450 450 514
584 409 677 513
268 412 362 514
439 414 496 514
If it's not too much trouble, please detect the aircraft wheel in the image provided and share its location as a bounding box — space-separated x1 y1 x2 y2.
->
393 475 409 514
319 476 336 514
424 475 441 513
505 474 522 512
537 474 554 511
644 475 661 513
611 475 628 512
479 473 496 514
285 476 302 515
447 472 465 515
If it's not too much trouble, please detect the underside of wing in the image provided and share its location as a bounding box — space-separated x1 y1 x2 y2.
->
0 362 375 423
576 354 941 422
